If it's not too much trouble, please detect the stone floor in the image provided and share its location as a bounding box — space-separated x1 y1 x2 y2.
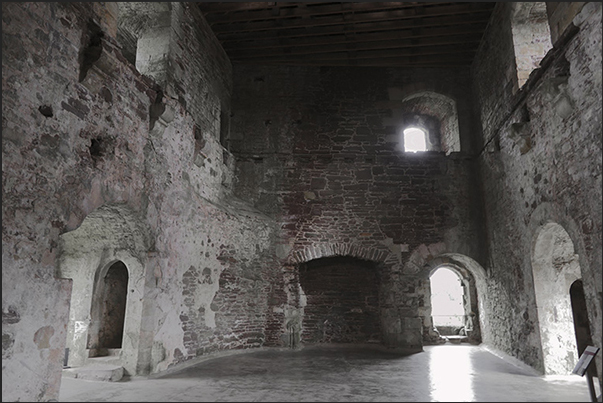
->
59 343 595 402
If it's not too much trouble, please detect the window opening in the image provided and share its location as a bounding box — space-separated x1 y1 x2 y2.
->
430 267 465 334
220 108 230 151
403 127 427 152
510 2 553 90
116 3 172 87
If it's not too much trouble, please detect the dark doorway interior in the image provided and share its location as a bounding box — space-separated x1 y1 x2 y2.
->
570 280 597 377
87 261 129 354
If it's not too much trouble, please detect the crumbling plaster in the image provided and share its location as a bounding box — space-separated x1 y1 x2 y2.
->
2 2 276 401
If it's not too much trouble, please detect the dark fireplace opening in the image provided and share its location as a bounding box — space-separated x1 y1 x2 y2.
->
299 256 381 344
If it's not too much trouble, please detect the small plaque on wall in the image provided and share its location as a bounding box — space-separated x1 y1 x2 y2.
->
572 346 600 376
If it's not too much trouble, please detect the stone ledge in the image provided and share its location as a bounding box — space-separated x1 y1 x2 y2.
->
63 364 124 382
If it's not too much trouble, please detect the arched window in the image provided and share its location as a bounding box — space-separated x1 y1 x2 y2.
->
510 2 553 90
385 90 461 154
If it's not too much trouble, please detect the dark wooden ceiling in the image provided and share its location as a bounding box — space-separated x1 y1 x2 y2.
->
197 2 497 67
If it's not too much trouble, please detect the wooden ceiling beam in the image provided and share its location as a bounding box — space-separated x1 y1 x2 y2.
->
230 35 483 60
196 2 281 14
217 13 491 43
202 2 455 25
222 24 488 52
229 44 479 63
209 3 494 34
255 54 474 67
258 61 471 67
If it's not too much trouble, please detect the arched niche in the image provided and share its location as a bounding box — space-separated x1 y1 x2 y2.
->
527 202 602 384
531 222 581 375
57 204 150 376
117 2 172 86
87 260 129 354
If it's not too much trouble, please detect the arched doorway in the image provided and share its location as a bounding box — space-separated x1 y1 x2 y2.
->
532 222 581 374
418 254 484 345
58 204 149 376
87 261 129 356
427 265 480 344
430 267 466 336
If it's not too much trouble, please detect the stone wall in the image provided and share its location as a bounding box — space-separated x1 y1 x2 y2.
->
3 2 600 401
2 3 277 401
230 64 487 350
472 1 601 382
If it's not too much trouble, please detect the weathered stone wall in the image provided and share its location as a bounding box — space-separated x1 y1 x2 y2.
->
230 64 487 350
472 1 601 383
2 3 277 401
546 2 586 45
167 3 233 148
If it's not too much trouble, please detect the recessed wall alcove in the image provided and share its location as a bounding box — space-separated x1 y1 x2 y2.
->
532 222 582 375
57 204 151 376
298 256 382 345
87 260 129 355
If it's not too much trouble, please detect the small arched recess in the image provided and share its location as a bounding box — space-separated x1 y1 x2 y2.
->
57 204 151 376
531 222 582 375
117 2 172 86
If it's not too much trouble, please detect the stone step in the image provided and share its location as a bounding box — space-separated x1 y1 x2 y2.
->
87 355 122 366
444 335 469 344
63 364 124 382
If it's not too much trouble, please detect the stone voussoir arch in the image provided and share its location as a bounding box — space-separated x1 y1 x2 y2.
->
527 201 601 378
423 253 487 283
288 243 392 265
420 253 487 345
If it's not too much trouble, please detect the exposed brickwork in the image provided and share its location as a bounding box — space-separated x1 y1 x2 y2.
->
231 65 485 259
231 64 487 350
168 3 232 141
299 257 381 344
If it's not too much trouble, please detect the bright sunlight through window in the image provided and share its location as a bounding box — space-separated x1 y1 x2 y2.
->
430 267 464 327
403 127 427 152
